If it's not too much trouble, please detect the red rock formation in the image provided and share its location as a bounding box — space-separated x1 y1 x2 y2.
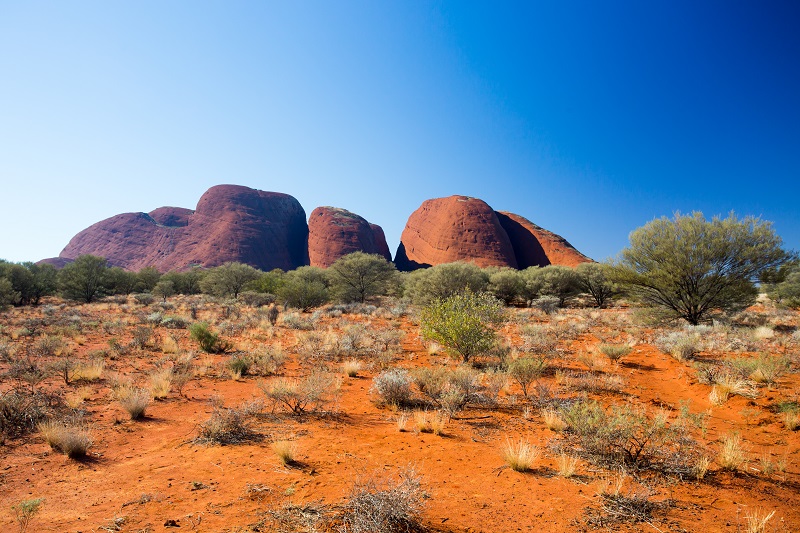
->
58 185 308 272
394 196 518 270
496 211 591 268
307 207 392 267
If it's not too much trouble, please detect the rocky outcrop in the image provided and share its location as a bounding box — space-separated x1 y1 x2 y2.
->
394 196 518 270
308 207 393 267
58 185 309 272
395 195 591 271
496 211 591 268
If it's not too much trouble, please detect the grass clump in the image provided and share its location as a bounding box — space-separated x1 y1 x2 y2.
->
38 418 92 459
272 440 297 466
260 371 335 415
117 387 151 419
342 360 362 378
655 330 702 361
717 433 747 471
501 438 540 472
599 344 632 364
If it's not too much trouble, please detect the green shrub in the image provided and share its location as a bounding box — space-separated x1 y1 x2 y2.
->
419 291 505 363
190 322 231 353
507 356 547 397
599 344 632 364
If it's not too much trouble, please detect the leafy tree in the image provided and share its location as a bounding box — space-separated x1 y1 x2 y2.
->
575 262 619 308
0 262 56 306
767 263 800 308
535 265 581 306
200 262 261 298
420 291 505 363
0 277 19 310
107 267 138 295
519 266 543 302
403 262 489 304
611 212 792 325
161 268 204 295
152 279 175 302
486 267 525 305
328 252 397 303
58 255 111 303
278 266 329 311
250 268 285 295
135 266 161 293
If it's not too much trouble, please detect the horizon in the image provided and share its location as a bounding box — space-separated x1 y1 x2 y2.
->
2 1 799 263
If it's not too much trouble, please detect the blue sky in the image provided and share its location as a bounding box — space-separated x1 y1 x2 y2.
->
1 1 798 264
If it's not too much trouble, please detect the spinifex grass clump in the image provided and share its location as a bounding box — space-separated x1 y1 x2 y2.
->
38 418 92 459
190 322 231 354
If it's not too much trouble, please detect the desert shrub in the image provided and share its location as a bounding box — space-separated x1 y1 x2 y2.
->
133 293 154 306
533 266 581 306
239 291 275 307
71 358 105 382
117 387 151 419
599 344 632 364
226 355 252 379
197 399 263 445
655 330 702 361
502 438 540 472
58 255 112 303
160 315 189 329
12 497 44 533
338 467 425 533
266 304 280 326
371 368 413 407
725 354 788 385
250 346 286 376
520 326 559 356
38 418 91 458
507 356 547 397
260 371 335 415
130 326 154 350
559 401 699 474
0 389 51 440
280 311 317 330
190 322 230 353
371 329 405 353
412 366 487 414
530 296 560 314
420 291 505 363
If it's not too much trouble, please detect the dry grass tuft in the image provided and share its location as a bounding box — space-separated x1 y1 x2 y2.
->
744 508 776 533
272 440 297 466
541 408 567 432
557 453 578 478
149 368 173 399
501 438 540 472
718 433 747 471
342 360 362 378
117 387 152 419
38 419 92 458
70 358 105 382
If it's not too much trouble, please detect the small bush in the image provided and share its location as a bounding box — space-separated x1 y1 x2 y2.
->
149 368 173 399
70 358 105 382
0 389 50 440
260 372 335 415
12 497 44 533
338 467 425 533
226 355 252 379
38 418 92 458
190 322 230 353
599 344 632 364
250 346 286 376
133 293 155 305
501 438 540 472
197 399 263 445
531 296 560 314
371 368 413 407
507 356 547 397
655 330 702 361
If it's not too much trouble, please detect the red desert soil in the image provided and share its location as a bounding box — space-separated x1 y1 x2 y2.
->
1 298 799 532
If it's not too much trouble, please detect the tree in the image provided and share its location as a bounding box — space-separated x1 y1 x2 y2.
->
419 291 505 363
486 267 525 305
58 255 111 303
535 265 580 307
278 266 329 311
0 278 19 310
767 262 800 308
611 212 792 325
328 252 397 303
161 268 204 295
403 262 489 304
135 267 162 293
0 262 56 306
152 279 175 302
200 262 261 298
575 262 619 308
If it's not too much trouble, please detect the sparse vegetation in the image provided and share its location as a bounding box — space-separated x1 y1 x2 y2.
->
501 438 540 472
38 418 92 458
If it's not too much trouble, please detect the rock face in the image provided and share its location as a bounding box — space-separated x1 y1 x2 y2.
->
496 211 591 268
395 195 591 271
308 207 393 268
394 196 518 270
59 185 309 272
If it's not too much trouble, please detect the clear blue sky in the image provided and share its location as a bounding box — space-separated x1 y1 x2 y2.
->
1 1 798 264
